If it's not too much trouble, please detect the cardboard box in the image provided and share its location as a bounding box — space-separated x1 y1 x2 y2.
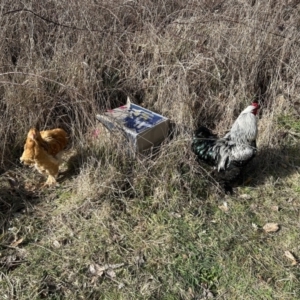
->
96 99 169 153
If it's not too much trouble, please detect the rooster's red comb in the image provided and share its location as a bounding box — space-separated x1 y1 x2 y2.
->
251 102 260 109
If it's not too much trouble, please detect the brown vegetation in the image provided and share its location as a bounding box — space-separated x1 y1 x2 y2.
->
1 0 300 299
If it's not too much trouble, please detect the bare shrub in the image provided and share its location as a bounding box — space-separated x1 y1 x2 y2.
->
0 1 298 159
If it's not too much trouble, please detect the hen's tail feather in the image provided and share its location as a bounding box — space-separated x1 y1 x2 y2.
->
191 126 218 166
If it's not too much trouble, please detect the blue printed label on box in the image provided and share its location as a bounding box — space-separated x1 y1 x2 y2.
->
107 104 164 133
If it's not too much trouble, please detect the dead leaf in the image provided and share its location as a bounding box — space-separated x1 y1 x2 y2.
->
118 282 125 289
53 240 61 248
89 263 124 277
89 264 96 275
284 251 298 265
10 238 24 247
91 276 97 284
263 223 279 233
89 264 105 277
218 202 229 212
271 205 279 212
134 254 146 267
106 269 116 278
169 212 181 218
201 283 214 299
239 194 252 200
285 251 296 261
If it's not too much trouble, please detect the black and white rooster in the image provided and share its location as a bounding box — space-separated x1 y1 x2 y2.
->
192 101 260 193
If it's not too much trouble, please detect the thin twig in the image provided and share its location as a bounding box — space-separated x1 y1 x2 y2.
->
3 8 298 44
0 72 69 88
3 8 97 32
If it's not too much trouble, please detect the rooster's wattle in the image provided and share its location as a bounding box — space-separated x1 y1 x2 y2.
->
192 102 260 193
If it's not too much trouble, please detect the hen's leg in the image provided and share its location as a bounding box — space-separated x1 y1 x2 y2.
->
44 174 58 186
34 154 60 187
44 160 59 187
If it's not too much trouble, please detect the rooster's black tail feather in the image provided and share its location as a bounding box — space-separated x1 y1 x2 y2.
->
191 126 218 166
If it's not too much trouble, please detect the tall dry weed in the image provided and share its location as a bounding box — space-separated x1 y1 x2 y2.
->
0 0 299 170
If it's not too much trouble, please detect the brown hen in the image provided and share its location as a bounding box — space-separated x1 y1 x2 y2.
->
20 128 68 186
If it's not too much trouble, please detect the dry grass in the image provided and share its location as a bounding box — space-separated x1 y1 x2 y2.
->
1 0 300 299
